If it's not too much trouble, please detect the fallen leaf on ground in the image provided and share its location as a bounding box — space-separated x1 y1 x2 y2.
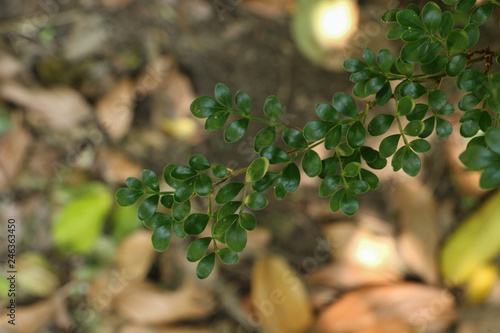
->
0 114 31 189
0 51 25 80
96 147 142 183
0 81 92 131
0 298 54 333
242 0 296 18
113 281 215 325
115 229 156 281
96 77 135 142
17 252 60 298
457 305 500 333
393 178 440 285
314 283 456 333
251 254 314 333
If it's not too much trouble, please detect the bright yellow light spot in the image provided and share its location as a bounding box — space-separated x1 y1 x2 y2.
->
313 0 358 47
354 237 390 268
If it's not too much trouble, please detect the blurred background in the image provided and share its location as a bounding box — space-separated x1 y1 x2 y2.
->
0 0 500 332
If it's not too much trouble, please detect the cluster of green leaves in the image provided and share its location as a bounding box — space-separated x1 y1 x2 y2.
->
116 0 500 278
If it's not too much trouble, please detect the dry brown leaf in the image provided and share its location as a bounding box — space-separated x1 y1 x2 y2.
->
393 178 440 285
0 114 31 189
314 283 456 333
0 81 92 131
0 298 54 333
0 51 25 80
115 229 156 282
135 57 174 98
457 305 500 333
242 0 296 18
113 281 215 325
96 147 142 183
251 255 314 333
96 77 135 142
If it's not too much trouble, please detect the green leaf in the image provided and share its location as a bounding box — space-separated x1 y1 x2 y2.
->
460 145 500 170
333 92 358 118
196 253 215 279
402 148 421 176
347 121 365 148
173 221 187 239
447 29 469 54
439 104 455 116
400 38 431 64
379 134 401 158
163 164 182 189
409 139 431 153
215 83 232 108
376 82 392 106
142 169 159 192
365 76 387 95
392 146 405 171
160 195 174 209
368 114 395 136
187 237 212 262
422 2 442 33
259 146 290 164
281 163 301 192
304 120 334 141
319 175 343 198
191 96 225 118
252 172 280 192
264 95 282 122
174 182 193 203
244 192 268 210
316 103 340 122
194 174 212 197
282 128 308 148
302 150 322 177
53 183 113 254
364 47 376 66
325 125 342 150
457 70 487 92
254 126 276 153
184 214 210 235
387 25 406 40
337 142 355 157
214 214 238 237
439 11 454 37
171 166 197 180
205 111 230 131
343 162 361 177
138 195 159 221
213 164 228 178
329 189 345 213
464 23 479 49
407 3 421 16
189 154 211 171
152 225 171 251
226 223 247 253
404 120 425 136
349 180 369 194
485 128 500 155
319 157 338 178
218 248 239 264
217 201 242 219
469 3 494 26
274 181 287 200
340 190 359 216
396 58 414 77
360 146 378 163
460 119 480 137
366 153 387 170
397 96 416 116
457 0 476 13
480 166 500 189
401 28 426 42
436 117 453 139
246 157 270 183
235 90 252 114
216 182 245 205
116 188 143 207
382 8 399 22
396 81 428 99
428 90 447 110
421 55 448 74
360 169 379 190
126 177 143 191
343 58 366 72
407 103 429 121
396 9 424 29
458 94 480 111
350 69 371 83
172 200 191 221
144 212 172 229
239 213 257 231
224 118 249 143
445 53 467 77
